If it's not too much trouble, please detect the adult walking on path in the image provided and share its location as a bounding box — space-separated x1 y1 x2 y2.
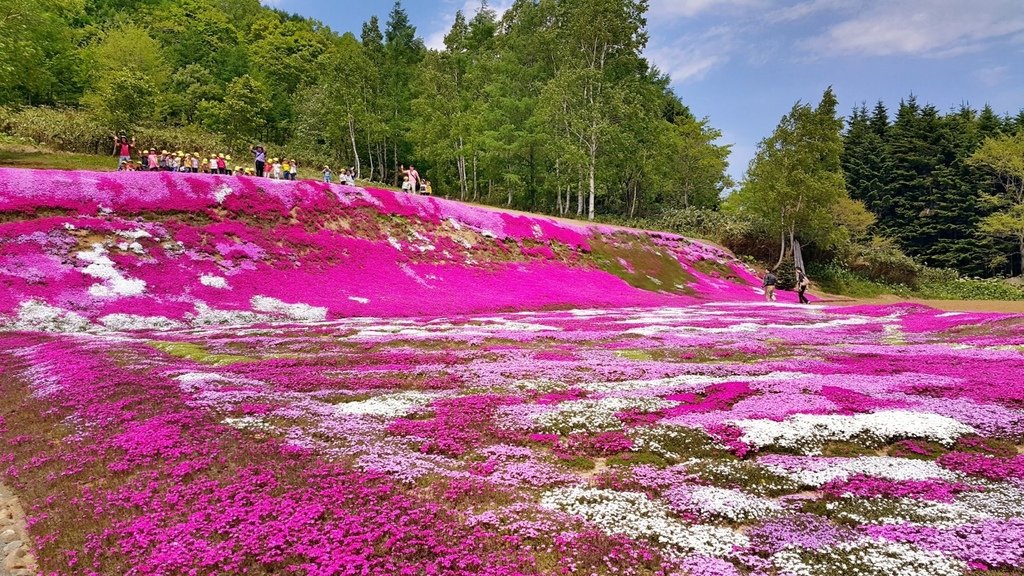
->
762 270 778 302
797 268 811 304
252 146 267 177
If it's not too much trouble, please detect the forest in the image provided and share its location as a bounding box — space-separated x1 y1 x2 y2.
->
2 0 1023 282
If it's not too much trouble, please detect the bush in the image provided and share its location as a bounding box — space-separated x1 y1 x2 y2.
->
0 106 230 157
606 208 755 248
807 264 900 298
1 106 108 154
133 124 227 157
776 256 797 290
846 237 922 287
914 269 1024 301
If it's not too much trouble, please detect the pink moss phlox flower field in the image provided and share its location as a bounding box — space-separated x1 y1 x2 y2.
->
1 168 1023 575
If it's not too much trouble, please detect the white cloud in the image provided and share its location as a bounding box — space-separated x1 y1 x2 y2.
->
975 65 1010 87
765 0 853 24
803 0 1024 57
646 44 728 84
648 0 765 20
645 27 735 84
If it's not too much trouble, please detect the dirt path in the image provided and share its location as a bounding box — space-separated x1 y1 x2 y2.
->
815 293 1024 314
0 484 37 576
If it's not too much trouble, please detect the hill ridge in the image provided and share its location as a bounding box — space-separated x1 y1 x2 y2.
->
0 168 762 332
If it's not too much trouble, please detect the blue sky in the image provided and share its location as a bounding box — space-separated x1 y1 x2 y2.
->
263 0 1024 182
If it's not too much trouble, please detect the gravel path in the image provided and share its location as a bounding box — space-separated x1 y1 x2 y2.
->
0 484 36 576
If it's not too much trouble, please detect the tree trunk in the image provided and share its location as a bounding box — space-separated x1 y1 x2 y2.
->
1019 235 1024 278
629 180 639 219
587 150 596 221
366 137 374 182
457 154 467 201
348 118 361 180
555 161 562 216
775 228 787 269
472 154 479 201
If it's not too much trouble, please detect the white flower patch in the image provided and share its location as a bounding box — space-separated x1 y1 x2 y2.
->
954 481 1024 519
825 496 982 527
8 300 90 333
78 244 147 297
773 539 966 576
667 485 782 522
99 314 184 332
533 397 674 434
587 371 812 395
348 296 370 305
190 303 270 327
540 487 748 558
387 236 403 250
250 296 328 322
622 314 878 336
759 456 961 487
116 241 146 254
732 411 975 454
213 184 233 203
469 316 561 333
200 275 230 289
409 231 436 252
630 425 726 459
175 372 228 388
400 263 432 287
223 416 276 433
115 229 152 254
333 391 439 418
115 229 153 241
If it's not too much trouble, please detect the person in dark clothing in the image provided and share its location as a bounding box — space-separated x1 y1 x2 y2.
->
252 146 267 177
763 270 778 302
797 268 811 304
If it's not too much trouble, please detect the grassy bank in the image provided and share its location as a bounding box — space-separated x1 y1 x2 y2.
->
810 264 1024 302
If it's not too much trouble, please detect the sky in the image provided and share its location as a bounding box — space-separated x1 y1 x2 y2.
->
263 0 1024 182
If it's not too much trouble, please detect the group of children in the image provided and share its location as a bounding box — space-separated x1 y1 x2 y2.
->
114 136 299 180
400 164 431 195
321 166 356 185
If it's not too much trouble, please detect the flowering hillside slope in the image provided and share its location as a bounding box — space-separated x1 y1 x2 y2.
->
1 169 1023 576
0 169 760 330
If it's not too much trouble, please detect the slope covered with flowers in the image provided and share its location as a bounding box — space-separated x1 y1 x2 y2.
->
0 168 760 328
1 169 1023 576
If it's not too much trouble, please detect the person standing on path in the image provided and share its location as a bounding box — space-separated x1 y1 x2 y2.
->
409 165 421 194
797 268 811 304
252 146 267 177
763 270 778 302
113 135 136 168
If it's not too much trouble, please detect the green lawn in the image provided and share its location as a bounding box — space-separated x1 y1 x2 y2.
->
0 144 365 183
0 145 117 172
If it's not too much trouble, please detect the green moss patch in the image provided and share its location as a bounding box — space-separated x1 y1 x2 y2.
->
589 234 696 295
149 341 255 366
